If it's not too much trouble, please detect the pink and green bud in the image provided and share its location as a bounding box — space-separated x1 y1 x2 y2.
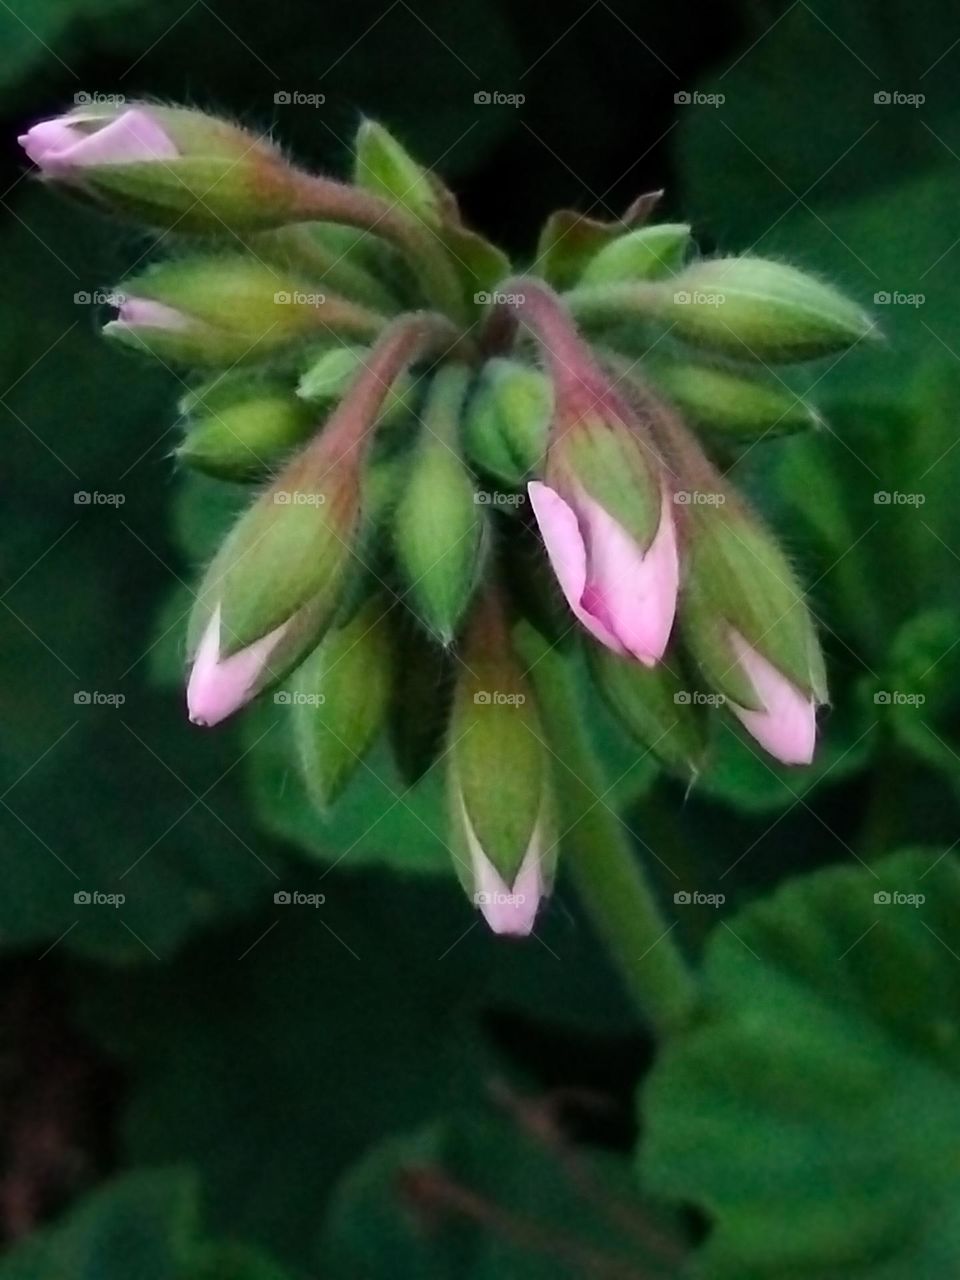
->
447 594 555 935
186 314 453 724
19 103 384 235
19 107 177 173
654 410 826 764
392 364 487 644
492 279 678 665
104 255 386 366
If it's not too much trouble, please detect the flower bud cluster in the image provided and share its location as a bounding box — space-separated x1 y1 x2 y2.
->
20 103 871 933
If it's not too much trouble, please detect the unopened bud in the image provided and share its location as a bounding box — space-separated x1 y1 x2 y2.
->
677 469 825 763
461 357 550 485
176 375 314 480
104 256 385 365
534 192 663 289
589 645 708 778
492 279 678 665
393 365 486 643
647 359 821 438
19 104 312 231
297 345 413 424
291 598 393 808
448 593 554 935
186 314 451 723
354 119 446 227
579 223 692 285
570 256 876 361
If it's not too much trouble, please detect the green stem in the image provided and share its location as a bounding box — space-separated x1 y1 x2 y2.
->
290 172 468 324
522 628 699 1037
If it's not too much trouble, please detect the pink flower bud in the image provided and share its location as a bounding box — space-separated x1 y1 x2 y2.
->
461 799 546 936
727 630 818 765
187 605 288 727
528 479 678 665
108 297 190 332
18 108 177 175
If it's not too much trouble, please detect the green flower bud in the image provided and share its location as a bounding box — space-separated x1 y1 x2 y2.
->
646 359 821 438
354 119 447 228
570 256 876 361
579 223 692 285
176 374 315 480
104 256 386 366
461 357 551 485
588 644 708 778
393 365 486 643
447 593 555 935
354 119 510 313
297 346 413 424
534 192 664 290
291 598 393 808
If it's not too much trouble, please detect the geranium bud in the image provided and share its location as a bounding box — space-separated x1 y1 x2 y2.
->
19 103 396 236
290 597 393 808
393 364 486 643
186 314 453 723
579 223 692 285
104 255 386 365
493 279 679 665
176 376 314 481
297 345 413 424
650 404 826 764
19 107 177 172
447 593 554 935
570 256 875 361
461 357 551 485
588 644 708 779
647 358 821 439
534 193 663 290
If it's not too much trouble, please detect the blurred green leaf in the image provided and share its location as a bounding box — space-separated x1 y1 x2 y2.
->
76 867 636 1266
320 1109 684 1278
642 848 960 1278
0 1166 296 1280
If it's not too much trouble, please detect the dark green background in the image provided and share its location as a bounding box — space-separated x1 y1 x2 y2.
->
2 0 960 1276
